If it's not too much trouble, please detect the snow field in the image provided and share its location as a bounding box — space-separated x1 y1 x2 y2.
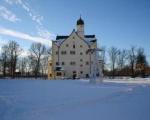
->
0 79 150 120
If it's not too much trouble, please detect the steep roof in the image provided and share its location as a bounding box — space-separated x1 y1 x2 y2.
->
56 35 95 40
85 35 95 38
54 30 97 47
56 36 69 40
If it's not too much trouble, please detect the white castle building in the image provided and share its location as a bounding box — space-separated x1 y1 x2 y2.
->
48 17 102 79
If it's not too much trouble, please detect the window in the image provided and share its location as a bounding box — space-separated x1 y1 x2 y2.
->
49 63 52 66
86 51 89 55
80 45 83 48
80 59 83 62
86 74 89 78
70 61 76 65
62 62 65 65
70 51 75 55
56 51 58 54
56 62 59 65
56 72 62 76
66 44 69 47
80 64 83 67
61 51 66 55
49 74 52 77
73 44 75 48
80 71 83 74
86 61 89 65
80 52 83 55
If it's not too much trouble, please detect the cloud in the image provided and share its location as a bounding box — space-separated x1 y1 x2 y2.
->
5 0 22 5
0 37 7 53
0 37 8 47
32 15 43 25
36 26 55 40
0 27 52 46
4 0 55 38
0 6 21 22
0 37 7 45
21 49 29 57
5 0 43 25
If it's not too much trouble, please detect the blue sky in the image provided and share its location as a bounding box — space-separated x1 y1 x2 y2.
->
0 0 150 60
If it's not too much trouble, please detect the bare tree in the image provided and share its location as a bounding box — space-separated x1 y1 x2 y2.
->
17 57 28 76
47 47 52 55
108 47 119 78
128 46 136 78
101 46 106 74
40 47 52 77
117 49 128 70
0 41 22 78
29 42 46 78
23 57 31 77
8 41 22 78
0 45 9 77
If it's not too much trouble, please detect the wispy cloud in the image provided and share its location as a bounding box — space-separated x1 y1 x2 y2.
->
36 26 55 40
0 6 21 22
4 0 55 39
21 49 29 57
5 0 22 5
5 0 43 25
0 27 52 46
0 37 7 45
0 37 7 53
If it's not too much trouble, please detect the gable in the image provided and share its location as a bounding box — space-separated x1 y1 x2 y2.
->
59 31 90 49
53 30 97 48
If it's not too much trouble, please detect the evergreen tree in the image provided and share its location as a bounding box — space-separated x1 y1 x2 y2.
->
136 48 148 77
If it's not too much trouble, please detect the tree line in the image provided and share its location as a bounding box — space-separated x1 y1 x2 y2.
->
0 40 51 79
101 46 149 78
0 40 149 79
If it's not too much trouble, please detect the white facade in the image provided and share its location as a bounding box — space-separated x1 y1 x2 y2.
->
48 17 102 79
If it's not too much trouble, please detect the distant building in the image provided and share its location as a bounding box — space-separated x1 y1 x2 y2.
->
48 17 102 79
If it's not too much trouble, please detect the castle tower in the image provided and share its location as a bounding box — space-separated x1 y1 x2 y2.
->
76 16 84 39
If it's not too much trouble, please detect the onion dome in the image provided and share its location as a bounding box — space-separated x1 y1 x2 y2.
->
77 17 84 25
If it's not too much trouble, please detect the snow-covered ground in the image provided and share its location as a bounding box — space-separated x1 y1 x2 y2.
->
0 79 150 120
104 77 150 84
